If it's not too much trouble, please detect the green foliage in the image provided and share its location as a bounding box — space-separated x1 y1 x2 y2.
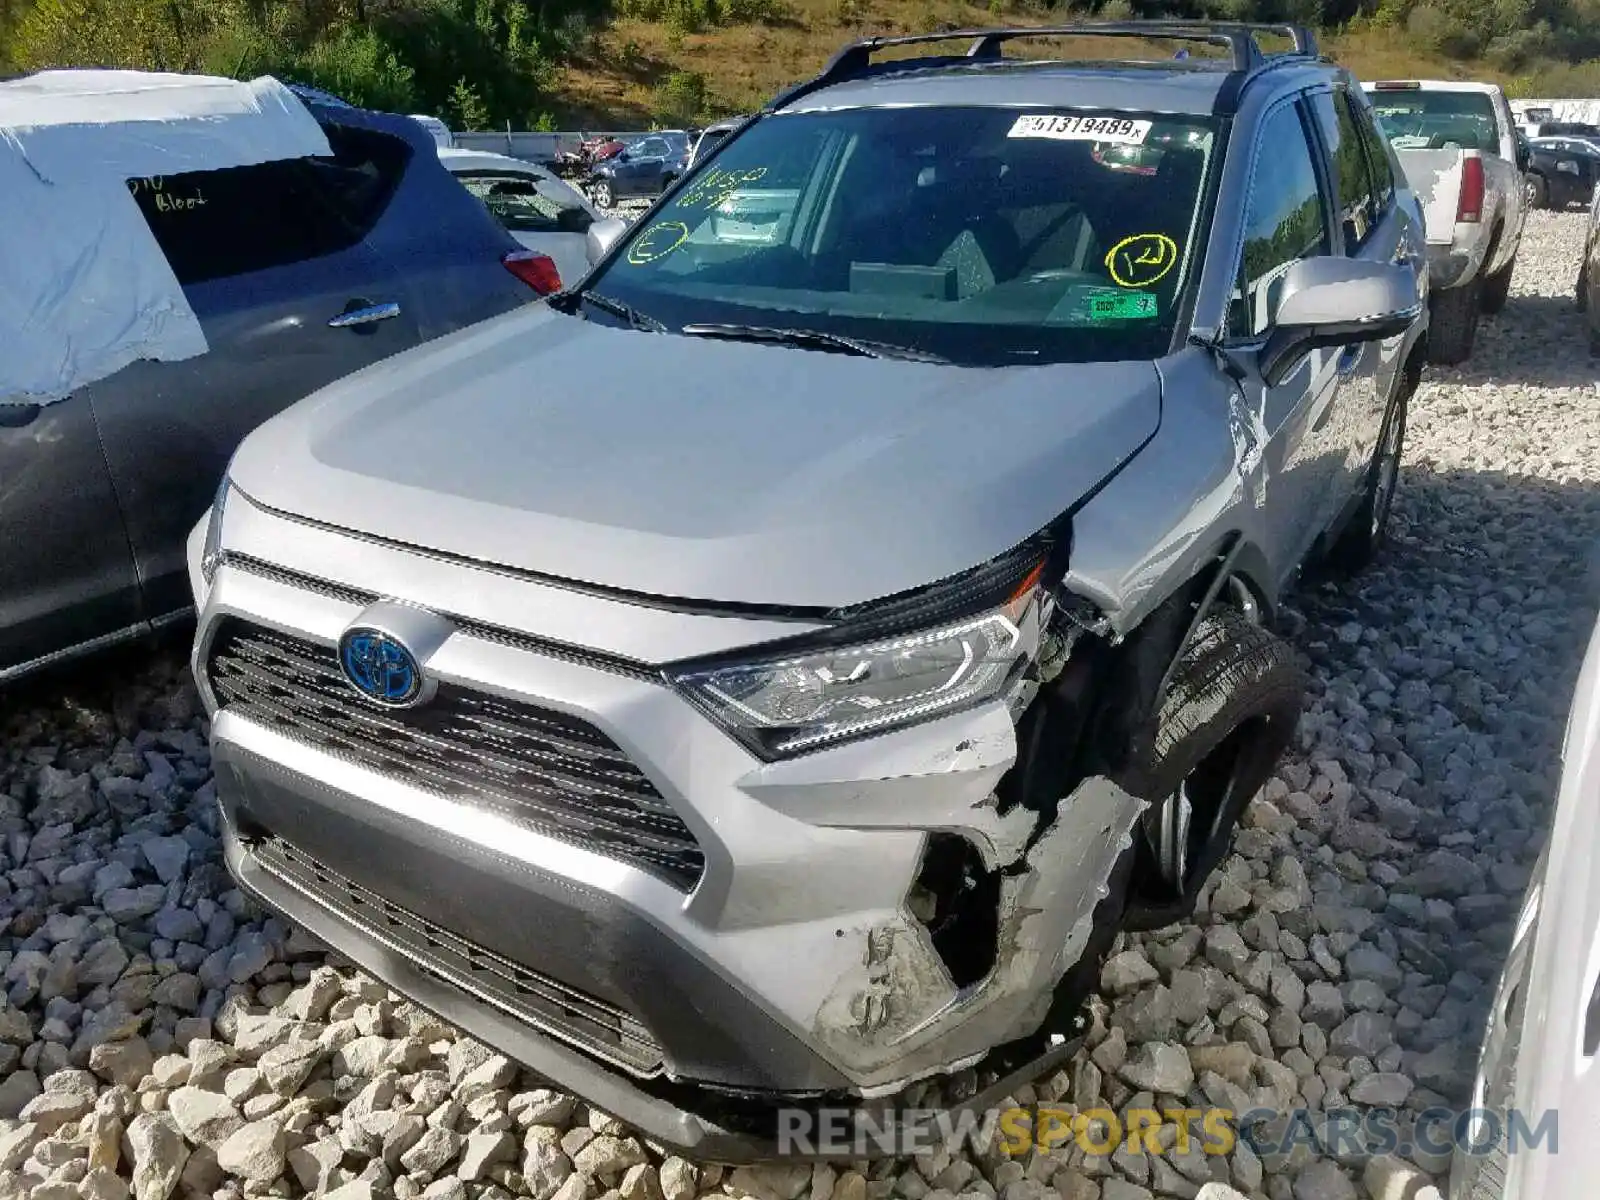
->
6 0 587 126
652 66 706 121
448 77 491 127
616 0 783 32
6 0 1600 119
295 27 418 111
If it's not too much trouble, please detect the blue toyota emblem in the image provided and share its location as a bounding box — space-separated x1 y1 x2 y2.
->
339 628 424 707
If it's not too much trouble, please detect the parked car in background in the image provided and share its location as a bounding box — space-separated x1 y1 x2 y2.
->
190 22 1427 1159
1527 136 1600 210
0 71 545 684
685 115 746 169
440 147 598 288
1524 119 1600 144
588 131 688 207
1576 183 1600 354
1449 601 1600 1200
409 113 454 148
1365 79 1529 364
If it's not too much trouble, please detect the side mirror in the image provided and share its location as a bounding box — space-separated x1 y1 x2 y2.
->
1260 257 1421 387
585 216 628 266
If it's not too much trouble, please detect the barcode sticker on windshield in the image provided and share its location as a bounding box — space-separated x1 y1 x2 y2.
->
1007 114 1152 144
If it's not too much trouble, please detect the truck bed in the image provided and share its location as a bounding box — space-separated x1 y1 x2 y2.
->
1390 146 1468 246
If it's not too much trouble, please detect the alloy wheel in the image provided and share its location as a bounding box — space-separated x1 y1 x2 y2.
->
1147 720 1265 897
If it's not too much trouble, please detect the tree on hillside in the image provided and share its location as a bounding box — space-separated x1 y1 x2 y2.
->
6 0 588 123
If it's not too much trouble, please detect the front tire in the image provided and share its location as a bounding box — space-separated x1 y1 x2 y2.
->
1528 173 1548 209
1428 279 1480 365
1125 605 1307 922
1327 380 1410 575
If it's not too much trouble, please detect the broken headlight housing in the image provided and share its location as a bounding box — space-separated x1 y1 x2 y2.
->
670 555 1051 760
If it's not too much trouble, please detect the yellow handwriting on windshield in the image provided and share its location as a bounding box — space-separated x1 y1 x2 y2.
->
128 176 208 212
1104 233 1179 288
677 166 769 210
627 221 691 265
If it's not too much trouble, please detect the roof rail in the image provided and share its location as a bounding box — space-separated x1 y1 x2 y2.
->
767 19 1320 109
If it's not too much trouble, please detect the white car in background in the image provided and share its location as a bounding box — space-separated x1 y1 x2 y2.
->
439 148 599 289
410 114 454 148
1450 603 1600 1200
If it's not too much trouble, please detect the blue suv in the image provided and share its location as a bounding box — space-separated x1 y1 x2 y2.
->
0 89 546 683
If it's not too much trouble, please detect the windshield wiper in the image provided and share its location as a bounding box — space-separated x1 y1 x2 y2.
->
680 323 948 363
575 291 667 333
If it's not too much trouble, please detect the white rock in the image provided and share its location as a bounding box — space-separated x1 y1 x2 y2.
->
165 1087 244 1148
80 1165 130 1200
123 1113 189 1200
458 1129 516 1181
215 1118 286 1185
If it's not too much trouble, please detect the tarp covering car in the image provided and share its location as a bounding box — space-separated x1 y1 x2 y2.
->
0 69 331 406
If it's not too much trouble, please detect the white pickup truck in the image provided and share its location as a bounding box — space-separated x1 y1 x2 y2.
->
1363 80 1530 365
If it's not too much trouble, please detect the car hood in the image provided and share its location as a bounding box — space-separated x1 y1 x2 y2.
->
228 305 1162 610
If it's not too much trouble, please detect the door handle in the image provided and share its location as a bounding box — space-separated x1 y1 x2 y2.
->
328 301 401 329
0 404 42 429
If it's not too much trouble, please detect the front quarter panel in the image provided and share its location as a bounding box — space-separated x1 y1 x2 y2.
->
1066 346 1280 631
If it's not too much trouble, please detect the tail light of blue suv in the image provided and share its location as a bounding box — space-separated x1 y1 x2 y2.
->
503 250 563 296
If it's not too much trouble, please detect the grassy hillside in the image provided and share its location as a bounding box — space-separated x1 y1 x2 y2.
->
547 7 1580 128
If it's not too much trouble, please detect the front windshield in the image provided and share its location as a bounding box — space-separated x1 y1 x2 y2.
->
584 106 1220 365
1369 90 1499 154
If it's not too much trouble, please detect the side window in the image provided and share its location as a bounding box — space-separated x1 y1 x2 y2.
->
308 123 412 236
1312 91 1379 252
1344 90 1395 213
129 162 348 286
128 122 410 286
638 138 669 158
1231 101 1331 338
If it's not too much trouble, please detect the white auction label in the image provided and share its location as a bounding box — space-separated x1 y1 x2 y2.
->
1007 114 1152 143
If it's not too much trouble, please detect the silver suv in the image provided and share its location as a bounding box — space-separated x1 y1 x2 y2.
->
188 22 1428 1159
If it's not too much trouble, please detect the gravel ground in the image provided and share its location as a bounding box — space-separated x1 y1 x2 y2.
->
1 211 1596 1200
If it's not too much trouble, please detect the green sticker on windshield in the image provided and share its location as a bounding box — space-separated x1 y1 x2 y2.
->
1085 289 1158 321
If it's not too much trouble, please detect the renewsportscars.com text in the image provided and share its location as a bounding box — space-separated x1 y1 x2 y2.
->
775 1104 1559 1160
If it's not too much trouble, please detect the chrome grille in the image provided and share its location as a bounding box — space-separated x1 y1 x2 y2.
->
251 835 664 1075
207 621 705 889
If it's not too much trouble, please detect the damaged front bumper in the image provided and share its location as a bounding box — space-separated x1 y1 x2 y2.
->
192 534 1145 1159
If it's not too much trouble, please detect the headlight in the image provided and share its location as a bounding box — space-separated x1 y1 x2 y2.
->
670 572 1047 759
200 477 230 584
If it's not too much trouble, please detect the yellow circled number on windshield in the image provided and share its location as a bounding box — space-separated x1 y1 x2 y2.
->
627 221 691 265
1104 233 1179 288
